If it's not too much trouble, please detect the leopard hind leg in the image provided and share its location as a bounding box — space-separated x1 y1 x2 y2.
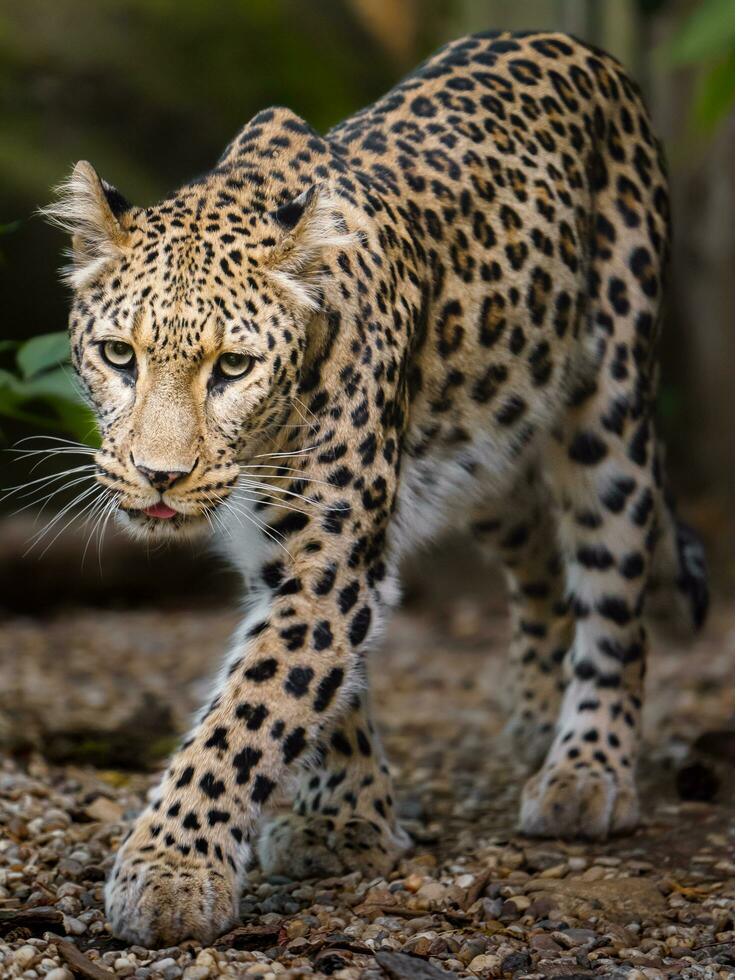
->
469 465 573 768
257 690 409 880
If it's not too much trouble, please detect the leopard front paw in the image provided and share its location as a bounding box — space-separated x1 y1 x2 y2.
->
520 762 639 840
105 838 242 947
257 813 410 880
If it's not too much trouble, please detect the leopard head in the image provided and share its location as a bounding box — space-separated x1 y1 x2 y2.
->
43 160 353 540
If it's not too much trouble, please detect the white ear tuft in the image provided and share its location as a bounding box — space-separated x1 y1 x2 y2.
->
266 184 358 310
39 161 130 290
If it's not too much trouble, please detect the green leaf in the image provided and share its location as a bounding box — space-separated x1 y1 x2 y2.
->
0 387 97 443
668 0 735 65
17 332 71 379
0 340 20 355
694 49 735 130
0 386 61 430
11 366 81 402
0 362 98 445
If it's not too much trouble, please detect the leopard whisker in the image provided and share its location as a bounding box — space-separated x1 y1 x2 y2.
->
35 489 106 560
94 492 120 572
227 490 309 518
292 395 322 429
25 481 100 544
0 463 96 501
25 483 104 557
238 465 335 490
24 450 97 475
12 435 93 450
214 492 294 560
80 487 117 568
93 503 115 572
253 445 317 460
12 445 96 466
10 472 97 522
237 477 322 508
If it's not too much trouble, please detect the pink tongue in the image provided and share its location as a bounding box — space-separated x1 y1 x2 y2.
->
143 503 178 520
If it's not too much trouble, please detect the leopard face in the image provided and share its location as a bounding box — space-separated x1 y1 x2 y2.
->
55 167 350 540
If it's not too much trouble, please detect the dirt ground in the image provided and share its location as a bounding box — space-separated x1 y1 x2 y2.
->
1 589 735 978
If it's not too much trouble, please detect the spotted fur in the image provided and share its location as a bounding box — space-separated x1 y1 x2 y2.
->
45 30 708 946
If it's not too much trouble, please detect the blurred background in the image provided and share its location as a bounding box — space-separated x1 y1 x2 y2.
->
1 0 734 767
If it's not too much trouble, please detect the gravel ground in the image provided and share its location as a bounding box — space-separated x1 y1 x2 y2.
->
1 598 735 979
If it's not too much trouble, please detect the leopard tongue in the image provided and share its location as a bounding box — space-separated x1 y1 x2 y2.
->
143 503 178 519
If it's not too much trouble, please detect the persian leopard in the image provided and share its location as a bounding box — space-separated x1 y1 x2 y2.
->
43 30 708 946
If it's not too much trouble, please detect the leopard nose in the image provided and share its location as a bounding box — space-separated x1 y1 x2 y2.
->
135 463 193 492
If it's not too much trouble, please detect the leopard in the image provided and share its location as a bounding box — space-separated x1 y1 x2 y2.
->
43 30 709 947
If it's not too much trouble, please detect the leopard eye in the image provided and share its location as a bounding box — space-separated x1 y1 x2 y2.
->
216 352 254 380
101 340 135 369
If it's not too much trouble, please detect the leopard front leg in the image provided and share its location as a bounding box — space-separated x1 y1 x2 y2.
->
105 550 394 946
258 690 409 879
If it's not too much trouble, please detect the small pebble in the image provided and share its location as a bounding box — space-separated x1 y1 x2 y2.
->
182 968 210 980
14 945 37 968
468 953 501 974
63 914 87 935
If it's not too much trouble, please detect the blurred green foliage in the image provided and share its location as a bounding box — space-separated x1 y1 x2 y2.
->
0 329 97 442
668 0 735 130
1 219 95 442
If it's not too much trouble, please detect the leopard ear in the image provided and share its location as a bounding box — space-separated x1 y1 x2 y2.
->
266 184 356 309
40 160 131 289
